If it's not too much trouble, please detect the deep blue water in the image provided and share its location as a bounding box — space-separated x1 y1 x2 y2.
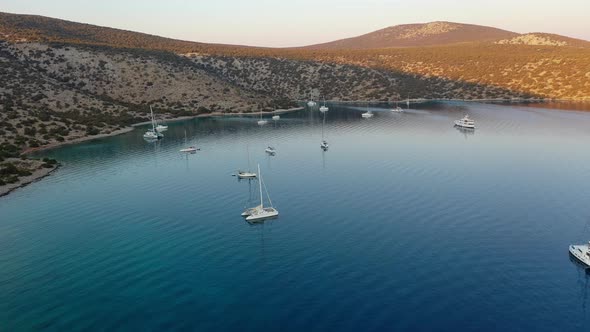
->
1 102 590 331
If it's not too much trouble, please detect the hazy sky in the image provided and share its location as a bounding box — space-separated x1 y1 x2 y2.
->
1 0 588 47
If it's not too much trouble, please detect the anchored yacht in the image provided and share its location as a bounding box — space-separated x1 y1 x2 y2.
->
569 241 590 267
454 115 475 129
245 164 279 222
265 146 276 155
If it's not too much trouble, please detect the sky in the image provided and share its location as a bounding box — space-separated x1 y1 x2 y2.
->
1 0 589 47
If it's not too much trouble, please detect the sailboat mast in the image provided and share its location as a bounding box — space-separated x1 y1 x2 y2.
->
150 105 156 131
258 164 263 208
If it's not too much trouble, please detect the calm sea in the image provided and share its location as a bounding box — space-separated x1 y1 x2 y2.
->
1 102 590 331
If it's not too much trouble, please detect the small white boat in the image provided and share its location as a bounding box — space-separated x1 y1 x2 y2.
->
321 140 329 150
156 124 168 132
569 241 590 267
319 105 329 112
454 115 475 129
320 110 328 150
245 164 279 222
272 115 280 120
265 146 276 155
361 111 374 118
307 92 316 107
391 102 404 113
238 171 257 179
180 146 198 153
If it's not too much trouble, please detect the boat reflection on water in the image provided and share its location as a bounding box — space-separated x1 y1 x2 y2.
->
455 126 475 139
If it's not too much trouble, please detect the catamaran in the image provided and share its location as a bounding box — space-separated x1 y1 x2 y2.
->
569 241 590 267
244 164 279 222
143 106 163 139
454 115 476 129
238 145 257 179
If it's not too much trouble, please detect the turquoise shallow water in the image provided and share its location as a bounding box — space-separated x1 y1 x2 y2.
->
1 102 590 331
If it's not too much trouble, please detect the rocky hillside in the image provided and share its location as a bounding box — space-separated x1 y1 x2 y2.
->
1 11 589 159
303 22 518 49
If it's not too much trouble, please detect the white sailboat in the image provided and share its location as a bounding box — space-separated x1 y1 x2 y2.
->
245 164 279 222
238 145 257 179
319 96 329 112
307 92 317 107
320 110 328 150
272 115 280 121
143 106 163 139
180 130 199 153
257 110 268 126
391 101 404 113
361 102 374 118
155 110 168 131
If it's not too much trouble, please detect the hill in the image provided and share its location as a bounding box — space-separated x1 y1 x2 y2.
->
0 11 589 161
303 22 519 49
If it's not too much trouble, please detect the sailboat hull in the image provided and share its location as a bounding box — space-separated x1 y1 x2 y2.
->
246 208 279 222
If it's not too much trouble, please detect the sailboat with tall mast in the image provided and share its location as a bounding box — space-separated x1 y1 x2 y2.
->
238 145 257 179
319 96 329 112
244 164 279 222
143 106 163 140
307 92 317 107
257 109 268 126
361 102 374 118
180 130 199 153
321 110 328 150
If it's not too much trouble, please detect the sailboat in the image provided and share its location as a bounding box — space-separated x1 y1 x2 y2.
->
320 110 328 150
307 92 317 107
257 109 268 126
155 111 168 131
244 164 279 222
406 95 411 110
143 106 163 139
180 130 199 153
391 100 404 113
319 96 329 112
238 145 257 179
361 102 374 118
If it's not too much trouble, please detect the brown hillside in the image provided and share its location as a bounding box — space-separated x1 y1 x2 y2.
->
303 22 519 49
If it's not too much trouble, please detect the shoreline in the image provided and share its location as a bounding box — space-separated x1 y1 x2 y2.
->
0 162 60 198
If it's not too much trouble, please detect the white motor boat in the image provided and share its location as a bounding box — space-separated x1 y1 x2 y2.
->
265 146 276 155
319 106 329 112
245 164 279 222
569 241 590 267
258 120 268 125
321 140 329 150
156 124 168 132
454 115 476 129
361 111 374 118
272 115 280 120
